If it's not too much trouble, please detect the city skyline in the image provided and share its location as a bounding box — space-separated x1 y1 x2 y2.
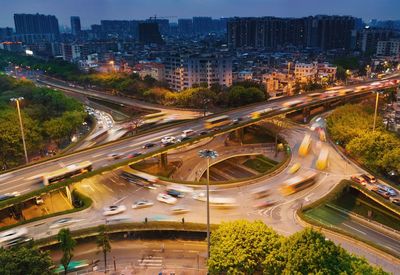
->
1 0 400 28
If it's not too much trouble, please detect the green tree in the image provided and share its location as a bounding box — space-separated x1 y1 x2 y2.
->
208 220 282 274
58 228 76 275
96 225 111 273
0 245 54 275
228 86 265 107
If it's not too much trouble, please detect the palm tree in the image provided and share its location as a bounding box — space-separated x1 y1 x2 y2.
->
57 228 76 275
96 225 111 273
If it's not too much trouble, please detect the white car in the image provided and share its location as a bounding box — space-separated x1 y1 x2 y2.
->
181 129 196 137
161 136 176 145
170 205 190 214
192 192 206 201
103 205 127 216
132 200 154 209
49 218 81 229
157 193 177 204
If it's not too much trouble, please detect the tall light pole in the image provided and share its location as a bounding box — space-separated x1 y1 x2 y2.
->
10 97 29 164
372 91 383 133
198 149 218 260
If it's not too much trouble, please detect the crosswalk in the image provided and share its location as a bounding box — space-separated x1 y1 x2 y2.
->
138 256 163 267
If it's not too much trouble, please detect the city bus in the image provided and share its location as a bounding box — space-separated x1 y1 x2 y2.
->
250 108 273 119
280 171 318 196
42 161 93 186
204 115 231 129
282 100 303 109
298 134 312 157
316 147 329 170
209 197 237 208
143 112 167 124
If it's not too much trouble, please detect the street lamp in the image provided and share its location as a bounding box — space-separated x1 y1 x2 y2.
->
372 90 384 133
10 97 29 164
198 149 218 260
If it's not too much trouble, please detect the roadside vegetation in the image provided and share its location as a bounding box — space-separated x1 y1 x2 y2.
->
0 50 268 109
209 220 387 274
326 103 400 180
0 75 87 169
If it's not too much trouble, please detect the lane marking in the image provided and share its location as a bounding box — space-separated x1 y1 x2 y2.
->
342 223 367 235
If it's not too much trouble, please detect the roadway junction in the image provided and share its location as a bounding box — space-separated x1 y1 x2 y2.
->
0 74 400 273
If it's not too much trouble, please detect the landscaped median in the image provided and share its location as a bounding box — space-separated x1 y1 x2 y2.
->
35 221 216 248
297 179 400 258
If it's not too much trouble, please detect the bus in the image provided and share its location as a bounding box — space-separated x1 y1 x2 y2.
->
209 197 237 208
298 134 311 157
282 100 302 109
250 108 273 119
316 148 329 170
204 115 231 129
42 161 93 186
280 171 318 196
143 112 167 124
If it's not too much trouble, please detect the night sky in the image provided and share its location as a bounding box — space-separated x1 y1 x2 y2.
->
1 0 399 28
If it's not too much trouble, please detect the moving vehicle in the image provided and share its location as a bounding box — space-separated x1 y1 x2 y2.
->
168 184 194 193
107 153 123 160
288 163 301 174
298 134 312 157
0 228 30 248
181 129 196 138
157 193 177 204
251 186 271 199
0 192 20 202
127 151 142 158
142 142 156 149
282 100 302 109
204 115 231 129
318 129 326 142
338 89 352 96
170 205 190 214
389 197 400 206
209 197 237 208
377 184 397 197
350 175 367 186
253 200 276 209
143 112 167 124
280 171 318 196
49 218 81 229
132 200 154 209
315 147 329 170
161 136 176 145
103 205 127 216
250 108 273 119
42 161 93 186
360 174 377 184
167 189 185 198
373 188 390 199
54 260 90 274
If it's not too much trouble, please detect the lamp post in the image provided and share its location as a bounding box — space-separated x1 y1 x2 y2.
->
372 91 383 133
198 149 218 260
10 97 28 164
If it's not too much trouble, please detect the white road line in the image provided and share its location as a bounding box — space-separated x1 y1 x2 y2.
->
92 153 104 158
103 184 114 193
342 223 367 235
113 196 127 205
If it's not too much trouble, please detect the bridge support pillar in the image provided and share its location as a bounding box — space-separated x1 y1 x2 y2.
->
65 185 73 206
160 153 168 169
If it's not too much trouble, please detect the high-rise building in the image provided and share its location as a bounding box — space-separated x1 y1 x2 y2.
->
178 19 193 37
376 39 400 56
352 27 397 54
0 27 13 41
13 13 59 43
70 16 81 36
227 15 357 51
164 53 232 91
138 22 164 45
193 17 213 35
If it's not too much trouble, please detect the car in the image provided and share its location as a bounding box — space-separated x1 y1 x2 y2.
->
107 153 123 160
389 197 400 206
373 189 390 199
288 163 301 174
167 189 185 198
142 142 156 149
199 131 209 136
127 152 142 158
49 218 81 229
253 200 276 209
377 184 397 197
0 192 20 202
161 136 176 145
170 205 190 214
192 192 206 201
181 129 196 137
157 193 177 204
211 127 221 132
360 174 377 184
103 205 127 216
178 136 191 142
232 117 244 124
132 200 154 209
350 175 367 186
35 196 44 205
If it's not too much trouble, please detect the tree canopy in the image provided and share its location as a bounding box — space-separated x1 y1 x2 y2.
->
209 220 387 275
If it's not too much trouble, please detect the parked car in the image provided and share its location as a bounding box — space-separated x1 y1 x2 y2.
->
132 200 154 209
35 196 44 205
103 205 127 216
350 175 367 186
157 193 177 204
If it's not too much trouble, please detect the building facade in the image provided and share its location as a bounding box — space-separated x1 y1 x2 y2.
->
70 16 81 37
376 39 400 56
164 53 232 91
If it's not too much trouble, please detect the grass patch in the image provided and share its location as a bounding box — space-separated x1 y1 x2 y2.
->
243 155 278 173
